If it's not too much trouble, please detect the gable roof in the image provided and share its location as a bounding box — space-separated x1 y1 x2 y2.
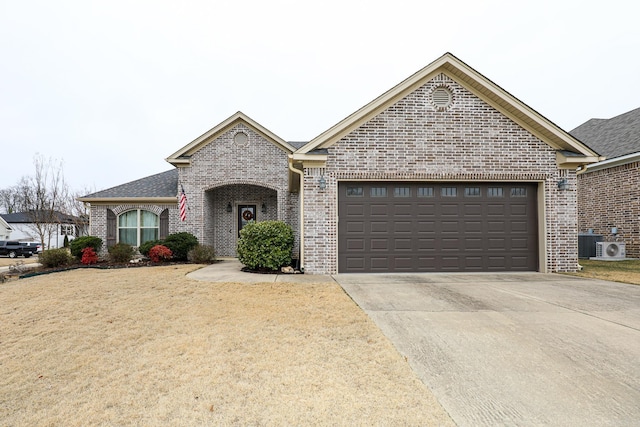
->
294 52 601 167
0 215 12 232
77 169 178 202
166 111 296 166
1 211 85 224
570 107 640 159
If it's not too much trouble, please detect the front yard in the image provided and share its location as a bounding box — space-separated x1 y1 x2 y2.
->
0 265 453 426
570 259 640 285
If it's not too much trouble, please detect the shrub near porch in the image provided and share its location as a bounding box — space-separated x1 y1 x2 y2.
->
237 221 294 271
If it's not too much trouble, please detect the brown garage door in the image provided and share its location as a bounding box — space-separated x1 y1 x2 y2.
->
338 182 538 273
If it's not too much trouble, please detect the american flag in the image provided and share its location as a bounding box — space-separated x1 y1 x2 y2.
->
179 186 187 221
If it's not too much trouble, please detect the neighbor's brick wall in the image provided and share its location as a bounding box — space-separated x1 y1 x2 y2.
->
303 73 578 274
577 162 640 258
176 123 298 257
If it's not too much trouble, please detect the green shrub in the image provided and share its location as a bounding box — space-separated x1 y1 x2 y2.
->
237 221 294 271
139 239 164 256
69 236 103 259
149 245 172 263
163 232 198 261
187 244 216 264
108 243 135 263
39 248 74 268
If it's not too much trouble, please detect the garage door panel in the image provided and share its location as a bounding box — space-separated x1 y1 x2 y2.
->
370 238 389 251
464 256 484 269
440 204 460 216
346 238 365 251
370 257 389 270
345 257 365 271
370 221 388 233
394 204 413 216
394 238 413 250
463 204 483 216
416 203 436 216
510 204 527 216
487 204 506 216
464 221 483 233
394 221 413 233
347 221 365 233
418 238 436 250
511 221 528 232
338 182 538 273
370 204 390 216
417 221 436 232
488 238 505 249
442 238 461 250
465 238 483 250
441 221 460 233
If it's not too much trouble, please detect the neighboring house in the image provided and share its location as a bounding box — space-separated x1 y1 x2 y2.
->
79 53 600 274
571 107 640 258
0 211 88 249
0 216 12 240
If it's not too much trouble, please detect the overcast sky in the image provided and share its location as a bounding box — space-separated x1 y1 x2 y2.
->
1 0 639 194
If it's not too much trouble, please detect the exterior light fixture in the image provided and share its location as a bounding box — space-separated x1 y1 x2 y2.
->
226 202 232 213
318 175 326 190
261 203 267 213
557 178 569 191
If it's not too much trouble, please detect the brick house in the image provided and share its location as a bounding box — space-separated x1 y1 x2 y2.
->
571 107 640 258
79 53 600 274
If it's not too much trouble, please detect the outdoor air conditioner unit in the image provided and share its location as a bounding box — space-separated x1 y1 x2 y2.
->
595 242 626 259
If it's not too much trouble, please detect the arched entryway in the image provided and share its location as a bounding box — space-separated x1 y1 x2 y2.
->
204 184 278 256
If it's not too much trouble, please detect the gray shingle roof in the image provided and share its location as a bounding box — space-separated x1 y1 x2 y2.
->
570 107 640 159
81 169 178 199
288 141 309 150
1 211 84 224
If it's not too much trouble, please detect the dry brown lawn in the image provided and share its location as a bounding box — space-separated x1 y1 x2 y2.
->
569 259 640 285
0 265 453 426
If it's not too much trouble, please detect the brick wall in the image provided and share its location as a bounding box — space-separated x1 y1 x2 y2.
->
176 123 298 256
302 73 578 274
89 203 177 254
577 162 640 258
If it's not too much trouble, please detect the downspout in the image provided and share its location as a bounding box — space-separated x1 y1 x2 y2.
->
288 159 304 271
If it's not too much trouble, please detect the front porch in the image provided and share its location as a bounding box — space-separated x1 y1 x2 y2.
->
204 184 289 257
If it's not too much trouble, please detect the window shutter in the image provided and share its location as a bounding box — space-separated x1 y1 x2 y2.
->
160 209 169 239
107 209 116 247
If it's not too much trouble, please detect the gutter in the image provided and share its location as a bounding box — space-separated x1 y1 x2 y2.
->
288 158 304 271
580 151 640 173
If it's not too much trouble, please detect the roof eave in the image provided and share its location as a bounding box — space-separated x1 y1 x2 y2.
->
556 152 605 169
166 112 296 164
77 197 178 204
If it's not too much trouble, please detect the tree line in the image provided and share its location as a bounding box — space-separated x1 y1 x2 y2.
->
0 154 92 249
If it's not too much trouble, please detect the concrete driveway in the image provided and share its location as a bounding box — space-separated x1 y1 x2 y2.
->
335 273 640 426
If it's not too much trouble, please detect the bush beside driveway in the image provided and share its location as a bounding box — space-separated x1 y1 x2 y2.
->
0 265 453 426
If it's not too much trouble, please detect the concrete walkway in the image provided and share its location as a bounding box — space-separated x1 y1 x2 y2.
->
335 272 640 426
187 258 336 284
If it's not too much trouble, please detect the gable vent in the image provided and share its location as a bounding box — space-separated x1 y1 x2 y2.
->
431 87 452 109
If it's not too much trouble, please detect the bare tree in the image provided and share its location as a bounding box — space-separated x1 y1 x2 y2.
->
0 154 88 247
0 177 34 214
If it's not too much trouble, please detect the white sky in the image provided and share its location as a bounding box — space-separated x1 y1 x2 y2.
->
1 0 639 194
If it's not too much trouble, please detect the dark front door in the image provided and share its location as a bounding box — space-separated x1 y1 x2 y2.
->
238 205 257 236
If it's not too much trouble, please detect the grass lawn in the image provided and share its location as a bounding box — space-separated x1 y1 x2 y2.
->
568 259 640 285
0 265 453 426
